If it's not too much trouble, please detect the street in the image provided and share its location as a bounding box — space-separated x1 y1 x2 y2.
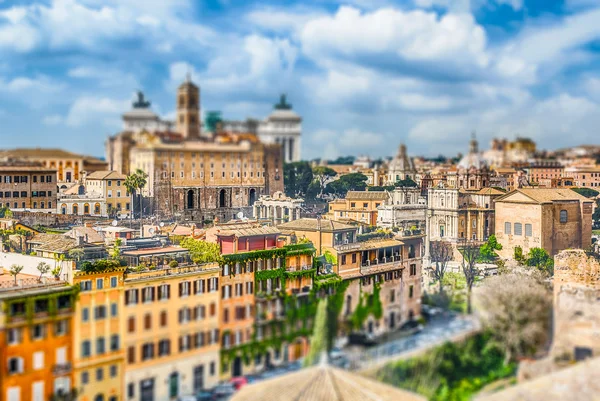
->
343 314 480 373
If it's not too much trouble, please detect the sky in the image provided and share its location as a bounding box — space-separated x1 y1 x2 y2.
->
1 0 600 161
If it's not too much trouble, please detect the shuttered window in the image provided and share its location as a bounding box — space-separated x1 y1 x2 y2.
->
525 224 532 237
514 223 523 236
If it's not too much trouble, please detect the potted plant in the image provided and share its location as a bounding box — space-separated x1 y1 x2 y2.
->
51 266 61 280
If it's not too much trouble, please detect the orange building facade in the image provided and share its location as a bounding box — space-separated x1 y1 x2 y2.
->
0 275 77 401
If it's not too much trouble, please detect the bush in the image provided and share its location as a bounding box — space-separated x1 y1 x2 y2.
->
514 246 524 262
169 260 179 268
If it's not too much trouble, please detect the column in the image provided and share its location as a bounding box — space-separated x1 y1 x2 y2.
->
296 207 301 220
253 204 259 219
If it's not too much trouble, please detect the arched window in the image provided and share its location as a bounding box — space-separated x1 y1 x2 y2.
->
560 210 568 223
94 394 104 401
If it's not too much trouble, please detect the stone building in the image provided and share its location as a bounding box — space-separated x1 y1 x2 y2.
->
222 94 302 163
564 165 600 188
253 191 303 223
0 149 107 185
494 189 593 258
376 187 426 230
446 134 491 190
425 185 504 261
384 144 416 185
277 218 423 338
523 160 564 186
106 78 284 222
0 161 57 213
326 191 390 226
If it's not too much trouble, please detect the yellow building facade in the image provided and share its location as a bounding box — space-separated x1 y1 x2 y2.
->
326 191 389 226
123 263 221 400
85 171 131 217
73 268 126 401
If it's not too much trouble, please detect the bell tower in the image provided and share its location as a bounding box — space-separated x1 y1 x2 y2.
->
176 74 200 140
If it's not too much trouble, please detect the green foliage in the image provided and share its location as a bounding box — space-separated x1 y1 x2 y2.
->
284 242 314 251
169 260 179 268
322 249 337 265
368 185 396 192
180 238 222 264
478 235 503 262
111 239 122 260
357 231 393 242
285 268 316 279
395 177 418 187
526 247 554 276
328 156 355 165
571 187 599 198
80 259 125 273
514 246 525 262
205 111 223 133
304 298 328 367
67 248 85 262
221 248 286 265
377 332 516 401
351 283 383 330
0 206 13 219
9 264 24 285
284 162 314 198
36 262 51 280
313 166 338 198
325 173 369 197
255 267 286 282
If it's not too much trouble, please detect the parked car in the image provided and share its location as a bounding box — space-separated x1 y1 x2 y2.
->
348 331 378 346
195 391 213 401
399 320 424 335
229 377 248 391
212 383 236 399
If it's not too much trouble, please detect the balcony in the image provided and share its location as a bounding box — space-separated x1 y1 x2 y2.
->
333 242 361 252
360 256 403 275
53 363 72 376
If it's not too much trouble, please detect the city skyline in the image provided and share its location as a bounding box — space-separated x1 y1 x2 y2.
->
2 0 600 160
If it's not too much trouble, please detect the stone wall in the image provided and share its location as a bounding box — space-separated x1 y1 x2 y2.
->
12 211 92 227
552 249 600 360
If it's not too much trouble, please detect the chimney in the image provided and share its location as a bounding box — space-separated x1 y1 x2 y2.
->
77 235 84 246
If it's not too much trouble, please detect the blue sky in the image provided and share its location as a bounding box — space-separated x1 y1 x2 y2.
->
1 0 600 160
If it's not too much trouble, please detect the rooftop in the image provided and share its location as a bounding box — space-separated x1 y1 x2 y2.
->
122 246 186 256
217 226 281 237
497 188 592 204
231 364 425 401
0 148 105 164
277 218 356 232
346 191 390 200
477 357 600 401
86 170 127 180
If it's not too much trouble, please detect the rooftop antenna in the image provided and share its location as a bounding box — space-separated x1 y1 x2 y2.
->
186 64 192 83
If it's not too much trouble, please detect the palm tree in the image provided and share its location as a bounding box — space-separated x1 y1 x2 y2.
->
124 169 149 220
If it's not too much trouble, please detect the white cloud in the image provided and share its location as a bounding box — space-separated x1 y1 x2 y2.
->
67 65 138 88
42 114 63 125
301 6 489 76
0 0 216 54
65 96 128 127
245 7 323 36
311 128 386 159
0 74 62 93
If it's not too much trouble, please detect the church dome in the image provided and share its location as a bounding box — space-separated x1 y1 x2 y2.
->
389 144 415 172
457 133 486 170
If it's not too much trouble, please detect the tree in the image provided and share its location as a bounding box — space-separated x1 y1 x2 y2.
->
180 238 222 264
111 238 122 261
328 156 355 165
9 264 24 286
526 247 554 276
428 241 453 293
68 248 85 262
312 166 337 198
459 241 480 314
396 177 418 188
325 173 368 197
474 272 552 364
478 235 502 262
571 187 599 198
124 169 149 219
36 262 51 281
284 162 313 198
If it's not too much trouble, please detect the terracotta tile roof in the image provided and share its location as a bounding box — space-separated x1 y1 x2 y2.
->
86 170 127 180
64 226 104 244
476 187 506 196
346 191 390 200
359 238 404 250
0 148 105 164
497 188 592 204
231 364 426 401
30 234 80 253
277 218 355 232
477 357 600 401
217 226 280 237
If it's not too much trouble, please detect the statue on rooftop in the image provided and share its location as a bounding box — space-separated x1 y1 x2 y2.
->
274 94 292 110
133 91 151 109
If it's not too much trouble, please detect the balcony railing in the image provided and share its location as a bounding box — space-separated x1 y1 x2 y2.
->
52 363 72 376
333 242 361 251
287 264 313 272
